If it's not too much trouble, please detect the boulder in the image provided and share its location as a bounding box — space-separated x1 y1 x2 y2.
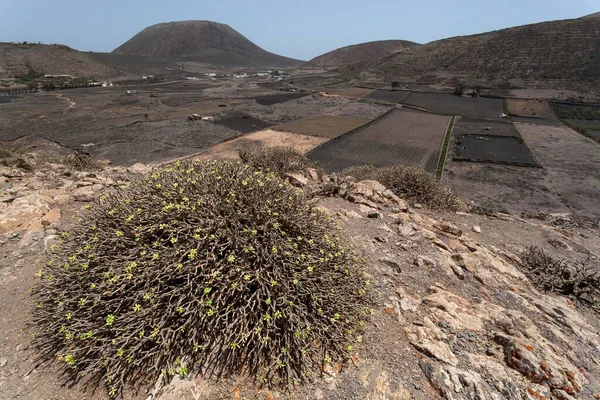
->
0 194 52 235
285 173 308 187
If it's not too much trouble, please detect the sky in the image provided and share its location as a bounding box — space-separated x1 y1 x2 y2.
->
0 0 598 61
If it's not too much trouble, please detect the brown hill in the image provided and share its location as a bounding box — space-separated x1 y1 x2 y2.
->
0 42 116 78
341 17 600 88
303 40 418 68
582 12 600 19
113 20 304 68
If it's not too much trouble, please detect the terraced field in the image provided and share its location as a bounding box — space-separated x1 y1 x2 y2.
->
403 93 503 119
550 102 600 120
308 108 450 173
549 102 600 141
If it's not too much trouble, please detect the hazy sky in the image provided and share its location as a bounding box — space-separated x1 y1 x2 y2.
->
0 0 597 60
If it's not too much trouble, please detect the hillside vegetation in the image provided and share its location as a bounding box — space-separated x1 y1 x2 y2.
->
304 40 418 68
340 17 600 88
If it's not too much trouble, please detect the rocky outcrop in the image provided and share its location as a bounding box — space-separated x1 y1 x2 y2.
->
2 160 599 400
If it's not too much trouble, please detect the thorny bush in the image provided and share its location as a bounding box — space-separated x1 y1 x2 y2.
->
31 160 371 398
520 246 599 311
341 165 464 211
237 145 314 176
60 151 101 171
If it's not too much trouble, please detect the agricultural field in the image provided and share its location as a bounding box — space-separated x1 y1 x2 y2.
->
550 102 600 120
308 108 450 173
234 93 391 124
0 78 394 166
273 115 369 138
214 113 274 134
252 92 312 105
453 135 540 167
0 96 16 104
442 160 566 216
403 92 504 119
515 123 600 222
549 102 600 141
507 99 560 124
322 87 372 97
361 89 411 103
195 129 327 161
453 117 519 137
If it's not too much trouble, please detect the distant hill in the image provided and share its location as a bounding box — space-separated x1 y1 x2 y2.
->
582 12 600 19
303 40 418 68
113 21 304 68
0 43 116 78
342 17 600 87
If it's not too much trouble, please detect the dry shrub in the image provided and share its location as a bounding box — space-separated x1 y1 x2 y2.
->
237 146 314 175
342 165 464 211
520 247 599 311
31 160 371 398
0 144 35 171
60 152 101 171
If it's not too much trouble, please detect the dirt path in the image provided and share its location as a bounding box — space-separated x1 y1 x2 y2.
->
56 94 76 110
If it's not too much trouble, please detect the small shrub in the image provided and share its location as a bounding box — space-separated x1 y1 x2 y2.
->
59 152 101 171
0 144 35 171
237 146 314 176
520 247 599 311
31 160 370 398
341 165 464 211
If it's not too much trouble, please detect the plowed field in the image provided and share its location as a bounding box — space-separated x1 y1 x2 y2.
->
362 90 411 104
403 93 503 119
453 117 519 137
273 115 369 138
453 135 540 167
308 108 450 173
252 93 311 105
322 88 372 98
507 99 560 124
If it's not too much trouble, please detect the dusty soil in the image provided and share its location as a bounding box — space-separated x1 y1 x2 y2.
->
194 129 327 161
320 87 372 98
506 99 560 124
309 108 450 173
232 93 391 125
515 122 600 223
273 115 369 138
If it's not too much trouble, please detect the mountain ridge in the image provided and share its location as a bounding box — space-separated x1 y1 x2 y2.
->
303 40 418 68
